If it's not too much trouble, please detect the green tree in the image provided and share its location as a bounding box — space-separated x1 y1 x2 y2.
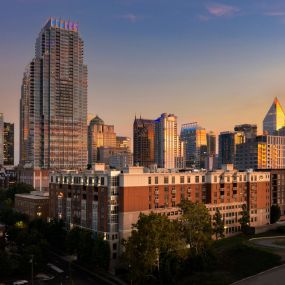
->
179 201 212 256
213 208 225 240
91 235 110 270
66 227 81 255
123 213 187 284
270 205 281 224
6 183 34 202
239 204 250 234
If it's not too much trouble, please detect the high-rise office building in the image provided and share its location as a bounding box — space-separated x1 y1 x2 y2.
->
236 135 285 170
263 97 285 135
207 131 216 156
181 122 207 168
20 18 88 170
218 131 244 167
155 113 184 169
234 124 257 140
0 113 3 166
133 117 155 167
116 136 131 150
88 115 116 166
3 122 14 165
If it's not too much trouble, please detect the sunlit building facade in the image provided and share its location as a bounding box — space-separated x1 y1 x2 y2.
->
133 117 155 167
236 135 285 170
20 18 88 170
49 166 270 265
155 113 184 169
181 123 207 168
263 97 285 135
116 136 131 150
88 116 116 166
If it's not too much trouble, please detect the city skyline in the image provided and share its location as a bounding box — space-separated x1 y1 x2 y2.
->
2 0 285 163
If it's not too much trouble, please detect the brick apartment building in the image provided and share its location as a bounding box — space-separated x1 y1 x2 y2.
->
49 165 270 263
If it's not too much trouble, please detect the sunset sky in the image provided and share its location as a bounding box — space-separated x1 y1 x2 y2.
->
1 0 285 162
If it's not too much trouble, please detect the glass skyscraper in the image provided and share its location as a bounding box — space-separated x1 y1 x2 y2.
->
263 97 285 135
180 122 207 168
20 18 88 170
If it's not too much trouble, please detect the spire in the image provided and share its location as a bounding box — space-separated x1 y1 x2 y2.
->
263 97 285 135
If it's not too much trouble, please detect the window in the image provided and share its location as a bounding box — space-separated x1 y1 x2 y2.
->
148 177 152 184
187 176 191 183
172 176 175 184
202 176 205 183
195 176 199 183
164 176 169 184
180 176 185 184
155 177 158 184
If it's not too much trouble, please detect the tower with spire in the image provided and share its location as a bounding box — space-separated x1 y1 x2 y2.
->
263 97 285 135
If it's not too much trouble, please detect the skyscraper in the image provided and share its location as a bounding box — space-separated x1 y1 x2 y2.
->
218 131 244 167
155 113 184 169
263 97 285 135
234 124 257 140
133 117 155 167
88 115 116 166
207 131 216 156
3 122 14 165
116 136 131 150
0 113 3 166
20 18 88 170
180 122 207 168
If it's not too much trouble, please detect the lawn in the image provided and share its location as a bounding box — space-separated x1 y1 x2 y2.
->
178 234 282 285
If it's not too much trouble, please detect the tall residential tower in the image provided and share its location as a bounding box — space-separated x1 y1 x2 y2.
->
20 18 88 170
133 117 155 167
155 113 184 169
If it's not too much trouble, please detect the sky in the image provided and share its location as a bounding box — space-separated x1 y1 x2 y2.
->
1 0 285 163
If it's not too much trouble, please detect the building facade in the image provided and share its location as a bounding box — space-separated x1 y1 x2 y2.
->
15 191 50 219
20 18 88 170
116 136 131 150
0 113 3 166
155 113 184 169
207 131 216 156
133 117 155 167
218 131 244 167
236 135 285 170
49 166 270 263
263 97 285 135
4 122 14 165
88 116 116 166
180 123 207 168
98 147 133 169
